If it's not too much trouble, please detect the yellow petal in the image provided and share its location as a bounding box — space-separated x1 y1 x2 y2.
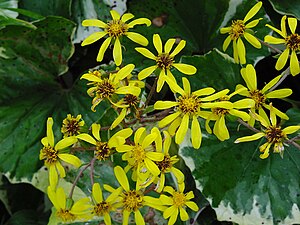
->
121 13 134 23
264 35 285 44
164 76 185 96
159 111 181 128
170 40 186 57
49 165 58 191
243 1 262 23
56 187 66 209
134 127 146 145
154 100 178 109
135 47 156 60
117 63 135 80
110 128 132 146
47 117 54 147
275 48 289 70
168 117 182 136
244 32 261 48
232 99 255 108
92 183 103 203
55 137 77 150
259 142 271 159
127 18 151 28
175 114 189 144
157 70 166 92
193 87 215 97
261 75 281 93
110 108 127 129
191 116 201 149
282 126 300 135
142 133 157 149
113 38 122 66
229 109 250 121
82 19 107 28
266 89 292 98
56 161 66 178
266 24 284 38
97 37 112 62
245 18 261 28
114 166 129 191
127 32 148 46
237 38 246 64
134 210 145 225
81 31 106 46
186 201 199 211
172 63 197 75
116 86 141 96
179 207 189 221
153 34 162 53
138 65 157 80
110 10 120 20
233 40 239 63
58 154 81 168
288 17 297 34
223 35 232 51
201 101 233 109
220 27 231 34
243 64 257 91
164 38 176 53
234 132 265 143
122 210 130 225
201 89 229 101
163 205 177 219
116 144 133 153
77 133 96 145
144 158 160 176
214 116 229 141
290 50 300 76
47 186 60 209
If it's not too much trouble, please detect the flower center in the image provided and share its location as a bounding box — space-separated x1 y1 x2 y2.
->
212 107 229 116
106 20 128 38
57 209 76 222
123 190 143 211
156 155 172 172
249 90 266 109
265 125 285 144
40 146 58 165
96 79 116 99
93 201 111 216
285 33 300 51
61 116 82 138
131 145 146 164
173 192 186 207
230 20 245 40
156 53 174 70
178 95 201 115
95 142 113 160
124 94 139 107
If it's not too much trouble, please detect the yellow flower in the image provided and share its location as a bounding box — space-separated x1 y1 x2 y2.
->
235 104 300 159
236 64 292 126
154 77 232 149
135 34 197 92
47 186 91 223
81 64 141 112
90 182 121 224
116 127 164 186
154 130 184 192
39 118 81 189
160 183 199 225
204 88 255 141
77 123 132 161
81 10 151 66
61 114 85 138
111 166 165 225
265 15 300 76
220 1 262 64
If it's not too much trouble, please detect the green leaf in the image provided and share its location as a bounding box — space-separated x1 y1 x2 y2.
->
177 49 242 91
0 15 36 29
3 8 44 20
179 113 300 224
268 0 300 20
0 0 18 18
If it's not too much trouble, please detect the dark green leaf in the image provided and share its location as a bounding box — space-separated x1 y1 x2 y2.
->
268 0 300 20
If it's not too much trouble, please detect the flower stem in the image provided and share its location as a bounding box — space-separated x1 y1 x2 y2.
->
69 162 91 198
144 77 158 107
257 38 282 54
269 66 290 92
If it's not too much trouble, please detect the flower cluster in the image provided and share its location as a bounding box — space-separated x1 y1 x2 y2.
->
40 4 300 225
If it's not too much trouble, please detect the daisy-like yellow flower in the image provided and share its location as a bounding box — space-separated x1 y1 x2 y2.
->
47 186 91 223
116 127 164 186
204 88 255 141
236 64 292 126
81 10 151 66
81 64 141 112
77 123 132 161
135 34 197 92
90 182 122 224
264 15 300 76
61 114 85 138
220 1 262 64
235 104 300 159
154 77 232 149
111 166 165 225
160 183 199 225
154 130 184 192
39 118 81 189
